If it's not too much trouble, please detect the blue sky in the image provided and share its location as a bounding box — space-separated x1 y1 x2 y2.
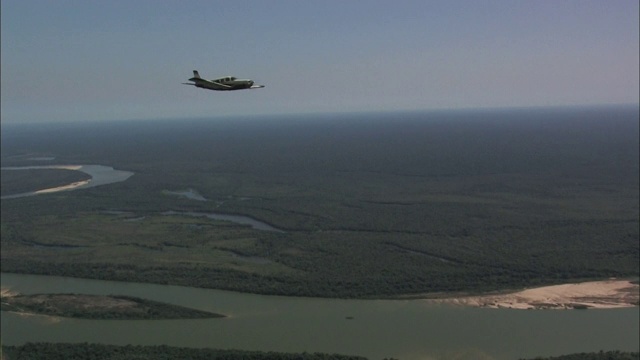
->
1 0 638 123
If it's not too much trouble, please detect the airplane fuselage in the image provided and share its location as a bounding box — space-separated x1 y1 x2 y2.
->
184 71 265 91
190 77 255 90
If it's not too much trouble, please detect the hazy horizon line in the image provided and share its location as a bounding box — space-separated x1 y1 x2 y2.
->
1 102 638 127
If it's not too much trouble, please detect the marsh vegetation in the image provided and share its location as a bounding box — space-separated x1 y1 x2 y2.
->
0 292 223 320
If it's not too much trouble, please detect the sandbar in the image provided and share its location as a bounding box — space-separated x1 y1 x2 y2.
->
429 279 639 310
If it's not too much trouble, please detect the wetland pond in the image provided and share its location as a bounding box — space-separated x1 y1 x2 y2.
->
2 273 638 360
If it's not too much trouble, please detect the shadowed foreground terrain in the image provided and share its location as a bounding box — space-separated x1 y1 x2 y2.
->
0 343 367 360
519 351 640 360
1 106 638 298
1 343 637 360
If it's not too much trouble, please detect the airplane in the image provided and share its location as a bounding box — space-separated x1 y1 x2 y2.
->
182 70 265 91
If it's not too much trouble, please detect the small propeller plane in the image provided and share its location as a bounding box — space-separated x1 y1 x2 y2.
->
183 70 265 91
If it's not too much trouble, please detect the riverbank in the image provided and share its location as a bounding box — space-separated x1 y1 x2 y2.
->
0 165 133 200
429 279 640 310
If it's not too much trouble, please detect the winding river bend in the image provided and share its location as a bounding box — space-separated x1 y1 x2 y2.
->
1 165 284 232
0 165 134 199
1 273 638 360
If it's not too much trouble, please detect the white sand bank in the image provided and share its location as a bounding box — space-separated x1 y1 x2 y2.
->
430 279 639 310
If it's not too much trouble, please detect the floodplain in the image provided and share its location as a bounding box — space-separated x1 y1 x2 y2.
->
1 106 639 359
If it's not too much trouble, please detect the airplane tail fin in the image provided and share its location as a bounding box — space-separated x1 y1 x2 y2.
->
192 70 201 79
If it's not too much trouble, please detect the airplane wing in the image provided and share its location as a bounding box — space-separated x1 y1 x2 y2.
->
209 81 233 89
183 79 234 90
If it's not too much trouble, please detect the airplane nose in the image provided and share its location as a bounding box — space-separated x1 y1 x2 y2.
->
248 81 254 87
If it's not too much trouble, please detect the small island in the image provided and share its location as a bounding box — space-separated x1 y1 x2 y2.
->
1 291 224 320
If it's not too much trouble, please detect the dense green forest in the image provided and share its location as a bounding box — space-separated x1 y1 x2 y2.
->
1 107 638 298
1 343 367 360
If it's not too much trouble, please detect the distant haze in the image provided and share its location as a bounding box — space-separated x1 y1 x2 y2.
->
1 0 638 123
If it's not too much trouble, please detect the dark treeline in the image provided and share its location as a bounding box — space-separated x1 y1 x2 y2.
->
1 343 368 360
2 343 636 360
520 350 640 360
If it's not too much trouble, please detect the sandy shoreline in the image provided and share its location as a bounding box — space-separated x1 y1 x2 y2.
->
428 279 640 310
3 279 639 310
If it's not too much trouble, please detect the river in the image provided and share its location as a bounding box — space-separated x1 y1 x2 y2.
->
1 166 283 232
1 273 638 360
0 165 134 199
